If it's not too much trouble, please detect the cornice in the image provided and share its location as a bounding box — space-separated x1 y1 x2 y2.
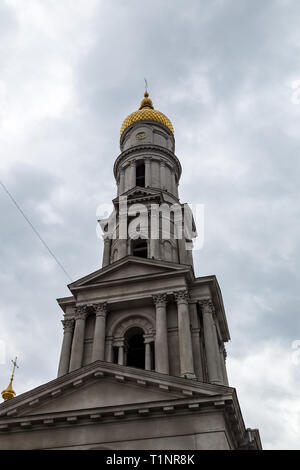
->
0 360 232 416
120 120 175 146
113 144 182 180
0 361 250 447
0 396 237 436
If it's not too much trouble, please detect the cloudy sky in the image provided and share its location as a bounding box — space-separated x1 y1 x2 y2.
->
0 0 300 449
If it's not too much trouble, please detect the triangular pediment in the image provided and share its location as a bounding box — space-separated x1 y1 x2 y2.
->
114 186 163 204
0 361 230 422
17 377 183 417
69 256 191 289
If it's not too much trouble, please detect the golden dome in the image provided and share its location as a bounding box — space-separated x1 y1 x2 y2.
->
2 357 18 402
120 92 174 136
1 378 16 401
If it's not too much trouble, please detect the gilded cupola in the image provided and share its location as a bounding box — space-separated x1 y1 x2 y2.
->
120 92 174 136
1 357 18 402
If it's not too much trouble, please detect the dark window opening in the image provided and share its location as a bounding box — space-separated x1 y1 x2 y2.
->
132 239 148 258
136 162 145 187
113 346 119 364
150 342 155 370
125 327 145 369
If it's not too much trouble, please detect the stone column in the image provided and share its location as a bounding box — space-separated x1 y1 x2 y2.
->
145 158 152 187
118 346 124 365
171 168 176 196
150 238 160 260
160 161 166 190
174 290 195 379
92 303 108 362
150 205 160 259
176 180 179 198
57 319 74 377
69 306 87 372
153 294 169 374
114 338 125 365
102 237 111 267
105 336 114 362
191 328 203 380
145 343 151 370
131 159 136 188
144 335 153 370
200 300 224 385
118 239 127 259
119 168 125 194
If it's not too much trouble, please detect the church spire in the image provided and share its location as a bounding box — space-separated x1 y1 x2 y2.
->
1 357 18 402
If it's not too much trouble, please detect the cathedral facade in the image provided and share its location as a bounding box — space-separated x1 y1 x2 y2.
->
0 92 262 450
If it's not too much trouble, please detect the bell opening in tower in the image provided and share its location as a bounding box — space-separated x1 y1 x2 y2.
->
125 327 145 369
136 161 145 187
132 239 148 258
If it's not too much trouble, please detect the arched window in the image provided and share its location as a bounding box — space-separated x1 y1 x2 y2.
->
110 316 155 370
125 327 145 369
132 239 148 258
136 161 145 187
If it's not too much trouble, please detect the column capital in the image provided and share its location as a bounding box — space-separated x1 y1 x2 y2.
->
153 293 167 307
174 290 190 304
199 299 215 314
61 319 74 332
74 305 88 320
114 337 126 348
93 302 108 318
143 334 154 344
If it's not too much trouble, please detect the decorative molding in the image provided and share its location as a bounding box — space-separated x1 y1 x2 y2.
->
93 302 108 318
74 305 88 320
143 334 154 344
199 299 215 314
114 316 154 339
152 293 167 307
61 319 74 332
174 290 190 304
114 144 181 181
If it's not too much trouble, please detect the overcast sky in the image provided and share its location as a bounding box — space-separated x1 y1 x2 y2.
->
0 0 300 450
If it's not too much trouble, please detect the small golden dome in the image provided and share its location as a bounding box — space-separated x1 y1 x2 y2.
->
1 378 16 401
2 357 18 402
120 92 174 136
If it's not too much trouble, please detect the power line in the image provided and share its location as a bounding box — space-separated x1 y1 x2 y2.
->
0 179 73 282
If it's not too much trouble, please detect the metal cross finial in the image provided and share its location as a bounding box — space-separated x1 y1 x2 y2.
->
144 78 148 94
11 357 19 377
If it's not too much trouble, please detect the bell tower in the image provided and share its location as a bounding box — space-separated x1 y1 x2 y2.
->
55 91 231 385
0 90 261 451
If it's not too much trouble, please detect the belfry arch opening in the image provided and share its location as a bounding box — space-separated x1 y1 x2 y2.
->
132 239 148 258
136 161 145 187
125 327 145 369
